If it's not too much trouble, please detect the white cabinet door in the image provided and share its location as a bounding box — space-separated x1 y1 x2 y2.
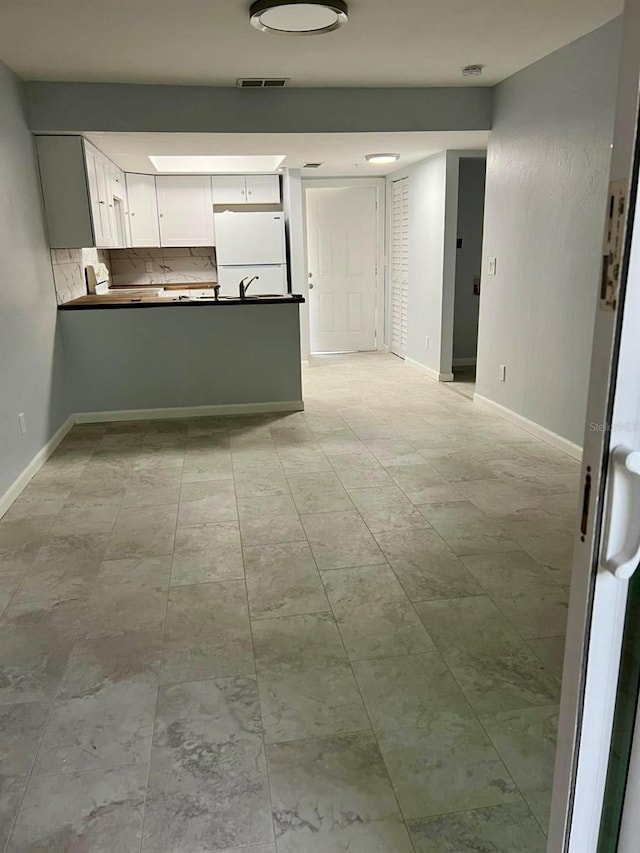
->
85 144 115 248
212 175 247 204
126 174 160 247
156 175 214 247
245 174 280 204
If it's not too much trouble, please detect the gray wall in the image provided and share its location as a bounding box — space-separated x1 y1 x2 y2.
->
25 83 492 134
61 305 303 413
476 19 622 445
0 62 68 500
453 158 486 362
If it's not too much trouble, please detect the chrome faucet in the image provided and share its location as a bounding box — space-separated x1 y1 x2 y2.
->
239 275 260 299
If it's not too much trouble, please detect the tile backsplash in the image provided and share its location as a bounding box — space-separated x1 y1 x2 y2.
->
109 247 217 287
50 248 110 304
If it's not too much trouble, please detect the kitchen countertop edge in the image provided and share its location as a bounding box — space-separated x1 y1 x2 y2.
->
58 295 306 310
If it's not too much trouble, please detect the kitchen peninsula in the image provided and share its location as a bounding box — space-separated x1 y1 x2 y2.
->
59 296 305 420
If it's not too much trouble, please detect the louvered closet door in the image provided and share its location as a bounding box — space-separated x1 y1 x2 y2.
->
391 177 409 357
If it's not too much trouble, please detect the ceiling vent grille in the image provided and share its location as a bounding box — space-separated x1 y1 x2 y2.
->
303 162 324 169
237 78 289 88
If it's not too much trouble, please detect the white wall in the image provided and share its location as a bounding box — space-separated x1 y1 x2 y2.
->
453 158 486 362
475 19 623 445
0 62 69 502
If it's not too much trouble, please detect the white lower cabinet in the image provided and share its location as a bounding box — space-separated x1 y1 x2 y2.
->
156 175 214 247
126 174 160 247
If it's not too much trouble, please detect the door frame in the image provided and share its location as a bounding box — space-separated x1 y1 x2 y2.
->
302 178 386 354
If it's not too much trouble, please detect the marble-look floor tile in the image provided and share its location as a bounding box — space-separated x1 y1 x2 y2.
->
106 504 178 559
49 499 121 536
415 597 560 713
302 510 384 570
267 732 414 853
365 438 427 467
330 452 395 489
0 599 85 705
419 500 520 556
161 581 254 683
278 445 333 474
383 462 450 503
528 635 566 680
80 572 168 639
253 612 346 672
499 518 575 585
0 701 50 775
237 494 306 547
287 471 354 513
215 846 275 853
322 564 435 660
33 681 157 775
179 478 237 525
122 469 182 508
60 631 162 698
6 764 147 852
353 654 519 819
480 705 559 828
463 551 569 639
243 541 329 619
374 528 481 601
423 451 502 483
408 801 547 852
456 479 551 521
0 776 26 851
234 466 290 498
172 521 243 584
142 678 273 853
257 661 369 743
347 485 428 533
0 517 54 548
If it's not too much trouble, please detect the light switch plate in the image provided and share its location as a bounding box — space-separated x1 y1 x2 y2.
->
488 257 497 276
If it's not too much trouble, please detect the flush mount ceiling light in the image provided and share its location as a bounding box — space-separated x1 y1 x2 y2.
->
365 153 400 165
250 0 348 35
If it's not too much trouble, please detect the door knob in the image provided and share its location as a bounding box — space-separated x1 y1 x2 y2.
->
309 283 314 289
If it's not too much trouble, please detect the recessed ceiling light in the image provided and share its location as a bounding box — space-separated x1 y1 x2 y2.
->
148 155 286 173
365 153 400 165
250 0 348 35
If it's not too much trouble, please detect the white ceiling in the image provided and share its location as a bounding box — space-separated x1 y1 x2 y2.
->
84 131 490 176
1 0 622 87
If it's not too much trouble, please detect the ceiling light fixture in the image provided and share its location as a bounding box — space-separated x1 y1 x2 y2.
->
250 0 348 35
365 153 400 165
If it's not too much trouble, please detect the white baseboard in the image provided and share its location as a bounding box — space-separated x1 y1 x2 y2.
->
473 394 583 460
74 400 305 424
404 356 454 383
0 415 75 519
453 357 477 367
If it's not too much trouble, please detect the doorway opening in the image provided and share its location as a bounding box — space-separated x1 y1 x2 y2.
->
304 179 384 354
451 156 486 398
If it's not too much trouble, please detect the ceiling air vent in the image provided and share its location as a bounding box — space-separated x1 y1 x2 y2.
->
237 78 289 88
303 162 324 169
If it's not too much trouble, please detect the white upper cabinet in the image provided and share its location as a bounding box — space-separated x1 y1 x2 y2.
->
85 142 116 248
155 175 215 247
211 174 247 204
212 174 280 205
245 174 281 204
126 174 160 247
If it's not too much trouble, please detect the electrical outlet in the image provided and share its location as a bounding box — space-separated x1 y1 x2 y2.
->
145 261 154 273
425 336 430 350
18 412 27 435
488 257 497 276
499 364 506 382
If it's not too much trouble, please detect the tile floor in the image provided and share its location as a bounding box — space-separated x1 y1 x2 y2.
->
0 352 580 852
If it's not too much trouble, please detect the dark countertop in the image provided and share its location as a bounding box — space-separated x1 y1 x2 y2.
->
59 294 305 310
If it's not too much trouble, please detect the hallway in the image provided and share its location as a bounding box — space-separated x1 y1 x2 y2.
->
0 352 579 852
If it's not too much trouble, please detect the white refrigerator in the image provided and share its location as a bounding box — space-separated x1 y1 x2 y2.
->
214 211 289 296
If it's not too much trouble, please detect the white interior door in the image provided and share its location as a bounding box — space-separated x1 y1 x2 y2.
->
549 2 640 848
391 176 409 356
306 186 378 353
